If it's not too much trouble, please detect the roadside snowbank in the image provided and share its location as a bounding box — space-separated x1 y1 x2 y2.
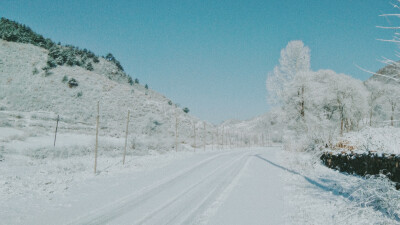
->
281 149 400 224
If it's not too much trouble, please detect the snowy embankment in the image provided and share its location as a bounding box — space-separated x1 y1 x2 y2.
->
281 149 400 224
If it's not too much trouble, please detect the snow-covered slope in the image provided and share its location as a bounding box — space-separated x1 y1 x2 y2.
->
0 39 221 202
0 39 215 147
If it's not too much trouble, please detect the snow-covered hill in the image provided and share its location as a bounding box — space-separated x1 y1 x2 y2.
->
0 39 217 146
0 38 223 202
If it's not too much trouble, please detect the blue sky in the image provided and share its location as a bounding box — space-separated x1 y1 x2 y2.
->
0 0 397 123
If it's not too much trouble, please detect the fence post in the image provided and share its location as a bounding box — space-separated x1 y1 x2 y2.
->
221 126 225 149
175 114 178 152
123 110 130 165
54 115 59 147
211 131 214 150
94 101 99 174
216 129 219 150
203 122 206 151
193 122 196 151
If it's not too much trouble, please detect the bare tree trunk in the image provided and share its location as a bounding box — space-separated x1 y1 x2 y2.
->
369 108 373 127
392 105 395 126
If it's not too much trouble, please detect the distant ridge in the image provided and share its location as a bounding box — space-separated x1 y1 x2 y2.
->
368 61 400 84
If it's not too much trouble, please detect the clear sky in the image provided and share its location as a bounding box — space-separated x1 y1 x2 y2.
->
0 0 397 124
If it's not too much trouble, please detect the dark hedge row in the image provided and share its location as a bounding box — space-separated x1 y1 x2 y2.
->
321 151 400 189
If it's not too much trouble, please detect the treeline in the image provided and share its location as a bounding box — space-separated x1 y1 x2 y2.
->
266 41 400 148
0 17 123 73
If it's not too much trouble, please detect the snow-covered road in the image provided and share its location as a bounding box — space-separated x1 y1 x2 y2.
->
27 147 284 225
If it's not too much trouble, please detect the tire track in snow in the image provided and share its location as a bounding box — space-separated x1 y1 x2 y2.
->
189 154 253 225
65 151 241 225
134 152 250 225
164 152 252 225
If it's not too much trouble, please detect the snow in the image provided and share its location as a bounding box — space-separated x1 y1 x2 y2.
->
2 147 285 225
281 149 400 224
2 33 400 225
335 126 400 154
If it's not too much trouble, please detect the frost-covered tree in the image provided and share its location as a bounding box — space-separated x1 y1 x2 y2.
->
267 40 311 127
384 84 400 126
365 80 385 126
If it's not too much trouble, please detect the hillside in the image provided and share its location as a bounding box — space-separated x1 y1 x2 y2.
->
0 25 221 204
369 61 400 84
0 39 213 143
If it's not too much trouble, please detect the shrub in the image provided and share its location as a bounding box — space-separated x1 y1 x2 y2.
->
68 78 78 88
86 62 93 71
183 107 190 113
93 56 99 63
32 67 39 75
128 77 133 85
168 100 173 105
135 78 139 84
145 84 149 89
105 53 115 62
77 91 83 97
46 58 57 68
62 75 68 83
42 66 52 76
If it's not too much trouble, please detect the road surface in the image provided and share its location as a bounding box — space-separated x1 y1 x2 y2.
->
31 147 284 225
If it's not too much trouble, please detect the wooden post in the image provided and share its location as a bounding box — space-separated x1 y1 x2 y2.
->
123 110 130 165
175 114 178 152
211 131 214 150
94 101 99 174
203 122 206 151
229 132 232 149
221 126 225 149
54 115 59 147
216 129 219 150
193 123 196 151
